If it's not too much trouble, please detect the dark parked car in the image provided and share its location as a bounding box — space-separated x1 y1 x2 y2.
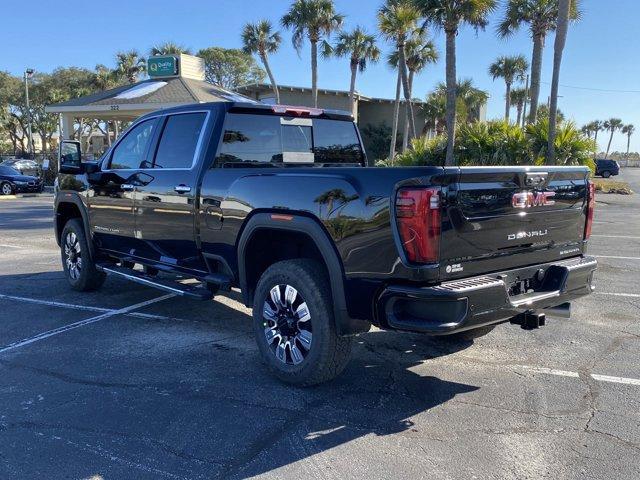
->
54 102 597 385
0 158 43 179
595 159 620 178
0 165 44 195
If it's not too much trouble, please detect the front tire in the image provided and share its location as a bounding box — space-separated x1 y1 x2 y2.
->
60 219 106 291
1 182 13 195
602 170 611 178
252 259 352 386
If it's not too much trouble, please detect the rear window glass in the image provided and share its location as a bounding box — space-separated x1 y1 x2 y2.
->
313 118 362 164
215 113 363 167
0 166 19 175
153 113 206 169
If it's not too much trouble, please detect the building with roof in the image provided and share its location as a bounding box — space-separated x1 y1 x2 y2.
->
45 54 254 141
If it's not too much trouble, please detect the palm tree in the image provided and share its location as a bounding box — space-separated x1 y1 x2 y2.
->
281 0 344 107
622 124 635 155
115 50 146 84
510 87 528 125
580 124 592 139
591 120 603 154
435 79 489 122
498 0 581 124
389 28 439 150
378 0 422 148
488 55 528 121
334 27 380 116
242 20 283 104
547 0 571 164
417 0 497 166
603 118 623 159
402 28 438 151
93 64 119 91
422 91 447 135
149 42 192 56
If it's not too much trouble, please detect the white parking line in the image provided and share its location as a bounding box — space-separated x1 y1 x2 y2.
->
595 292 640 299
593 255 640 261
519 366 640 387
591 374 640 387
0 293 187 321
0 294 175 355
591 234 640 239
519 366 580 378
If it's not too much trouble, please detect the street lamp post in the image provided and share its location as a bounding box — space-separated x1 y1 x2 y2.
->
24 68 35 158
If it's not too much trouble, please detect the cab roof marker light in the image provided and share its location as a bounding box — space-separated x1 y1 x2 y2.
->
271 105 324 117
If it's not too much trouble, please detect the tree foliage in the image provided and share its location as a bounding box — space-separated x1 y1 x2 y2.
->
197 47 265 89
149 42 192 56
390 119 595 170
242 20 282 102
281 0 344 107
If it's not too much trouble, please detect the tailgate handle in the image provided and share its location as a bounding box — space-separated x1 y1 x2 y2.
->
524 172 548 187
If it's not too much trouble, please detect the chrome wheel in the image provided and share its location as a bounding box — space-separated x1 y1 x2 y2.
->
262 284 312 365
64 232 82 280
1 183 12 195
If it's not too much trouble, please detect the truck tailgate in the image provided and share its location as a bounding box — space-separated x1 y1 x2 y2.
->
440 167 591 279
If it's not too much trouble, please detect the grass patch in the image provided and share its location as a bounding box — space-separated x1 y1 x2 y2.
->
592 178 633 195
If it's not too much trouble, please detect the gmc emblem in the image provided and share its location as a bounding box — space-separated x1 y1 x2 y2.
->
512 191 556 209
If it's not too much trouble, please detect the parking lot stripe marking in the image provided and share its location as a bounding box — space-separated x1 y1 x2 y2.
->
519 366 580 378
0 293 110 313
0 293 190 322
519 366 640 388
593 255 640 261
595 292 640 299
0 294 175 355
591 234 640 239
591 374 640 386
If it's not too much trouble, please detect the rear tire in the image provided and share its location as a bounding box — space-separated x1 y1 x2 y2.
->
60 218 106 291
602 170 611 178
252 259 352 386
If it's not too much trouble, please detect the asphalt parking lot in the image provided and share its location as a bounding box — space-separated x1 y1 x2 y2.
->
0 171 639 480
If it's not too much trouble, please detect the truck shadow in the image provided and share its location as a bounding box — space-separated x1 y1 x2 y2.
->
224 328 480 479
0 271 481 479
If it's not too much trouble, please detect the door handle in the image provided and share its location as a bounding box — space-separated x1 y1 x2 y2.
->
174 185 191 194
121 184 135 191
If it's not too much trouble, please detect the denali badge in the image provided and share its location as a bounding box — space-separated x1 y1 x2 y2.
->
508 230 548 241
512 191 555 209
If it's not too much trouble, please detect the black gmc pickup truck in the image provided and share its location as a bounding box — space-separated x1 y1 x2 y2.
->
55 101 597 385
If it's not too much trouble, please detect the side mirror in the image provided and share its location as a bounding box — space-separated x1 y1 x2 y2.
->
58 140 83 174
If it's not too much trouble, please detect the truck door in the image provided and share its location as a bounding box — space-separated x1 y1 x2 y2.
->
133 111 210 272
89 117 157 255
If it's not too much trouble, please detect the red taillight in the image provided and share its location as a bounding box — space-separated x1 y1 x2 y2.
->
395 188 441 264
584 181 596 239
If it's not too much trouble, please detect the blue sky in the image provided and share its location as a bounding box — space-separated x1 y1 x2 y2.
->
3 0 638 152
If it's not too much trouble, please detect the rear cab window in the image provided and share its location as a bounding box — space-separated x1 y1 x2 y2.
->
152 112 207 169
215 113 364 167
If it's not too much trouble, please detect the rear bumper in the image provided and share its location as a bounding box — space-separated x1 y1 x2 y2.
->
377 256 597 335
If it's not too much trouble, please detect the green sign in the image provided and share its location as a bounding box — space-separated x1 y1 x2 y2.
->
148 56 178 77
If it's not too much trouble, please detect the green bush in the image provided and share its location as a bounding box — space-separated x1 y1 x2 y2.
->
384 119 595 171
526 119 596 171
392 135 446 166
